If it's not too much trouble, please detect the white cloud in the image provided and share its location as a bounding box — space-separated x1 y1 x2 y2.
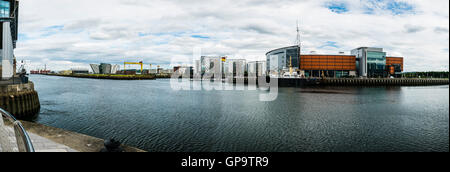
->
15 0 449 72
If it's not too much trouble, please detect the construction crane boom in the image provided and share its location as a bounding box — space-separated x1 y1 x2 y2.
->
124 61 144 72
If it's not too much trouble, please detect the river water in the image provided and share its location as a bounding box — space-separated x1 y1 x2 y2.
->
31 75 449 152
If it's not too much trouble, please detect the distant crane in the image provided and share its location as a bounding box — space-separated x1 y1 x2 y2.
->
124 61 144 72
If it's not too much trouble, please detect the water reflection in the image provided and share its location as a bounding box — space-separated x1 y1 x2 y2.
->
31 75 448 152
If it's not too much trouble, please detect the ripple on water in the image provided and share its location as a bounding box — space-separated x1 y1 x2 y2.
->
31 75 449 152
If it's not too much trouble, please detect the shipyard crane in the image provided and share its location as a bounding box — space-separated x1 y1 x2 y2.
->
124 61 144 72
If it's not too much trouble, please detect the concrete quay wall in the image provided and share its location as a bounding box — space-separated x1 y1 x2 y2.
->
0 82 40 120
320 78 449 86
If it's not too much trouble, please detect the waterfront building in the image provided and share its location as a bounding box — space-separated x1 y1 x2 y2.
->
90 64 100 74
247 61 266 77
160 69 173 74
111 64 120 74
200 56 227 77
71 69 89 75
224 59 246 77
266 45 300 77
300 54 357 78
173 66 193 76
266 45 357 78
194 60 201 76
386 57 404 77
0 0 18 80
100 63 112 74
266 45 403 78
351 47 387 78
90 63 120 74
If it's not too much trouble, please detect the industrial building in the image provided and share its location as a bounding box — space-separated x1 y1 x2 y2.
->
0 0 18 80
71 69 89 75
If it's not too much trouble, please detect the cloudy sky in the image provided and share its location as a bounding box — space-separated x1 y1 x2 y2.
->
15 0 449 72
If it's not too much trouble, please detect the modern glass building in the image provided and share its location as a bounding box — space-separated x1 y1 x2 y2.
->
0 0 18 48
351 47 387 78
0 1 10 18
266 45 300 76
0 0 18 80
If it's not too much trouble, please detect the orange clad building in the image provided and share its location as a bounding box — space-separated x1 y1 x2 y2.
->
300 55 356 71
299 55 357 77
386 57 404 75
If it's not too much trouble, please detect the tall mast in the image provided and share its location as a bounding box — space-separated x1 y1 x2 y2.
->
295 19 301 48
295 19 302 76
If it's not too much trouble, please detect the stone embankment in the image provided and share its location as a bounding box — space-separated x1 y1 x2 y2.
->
0 82 40 120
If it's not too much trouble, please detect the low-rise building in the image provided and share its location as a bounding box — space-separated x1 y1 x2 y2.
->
386 57 404 77
300 54 357 78
71 69 89 75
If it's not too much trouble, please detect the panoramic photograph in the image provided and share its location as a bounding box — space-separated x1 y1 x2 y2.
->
0 0 448 166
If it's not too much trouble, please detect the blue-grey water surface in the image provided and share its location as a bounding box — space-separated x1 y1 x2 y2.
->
31 75 449 152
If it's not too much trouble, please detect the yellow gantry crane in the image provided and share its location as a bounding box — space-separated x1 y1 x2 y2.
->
124 61 144 72
123 61 161 74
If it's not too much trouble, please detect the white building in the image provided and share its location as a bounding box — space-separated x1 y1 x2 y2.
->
1 22 13 80
200 56 226 76
90 64 100 74
111 65 120 74
1 0 18 80
224 59 246 76
247 61 266 77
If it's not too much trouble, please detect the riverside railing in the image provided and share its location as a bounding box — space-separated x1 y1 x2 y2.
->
0 108 35 152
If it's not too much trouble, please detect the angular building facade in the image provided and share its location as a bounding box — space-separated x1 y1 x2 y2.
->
0 0 18 80
90 64 100 74
351 47 387 78
90 63 120 74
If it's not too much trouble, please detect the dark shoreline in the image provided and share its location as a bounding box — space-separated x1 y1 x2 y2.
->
42 74 157 80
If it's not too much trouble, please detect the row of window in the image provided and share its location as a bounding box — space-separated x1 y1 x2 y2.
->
301 60 356 62
0 1 10 18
